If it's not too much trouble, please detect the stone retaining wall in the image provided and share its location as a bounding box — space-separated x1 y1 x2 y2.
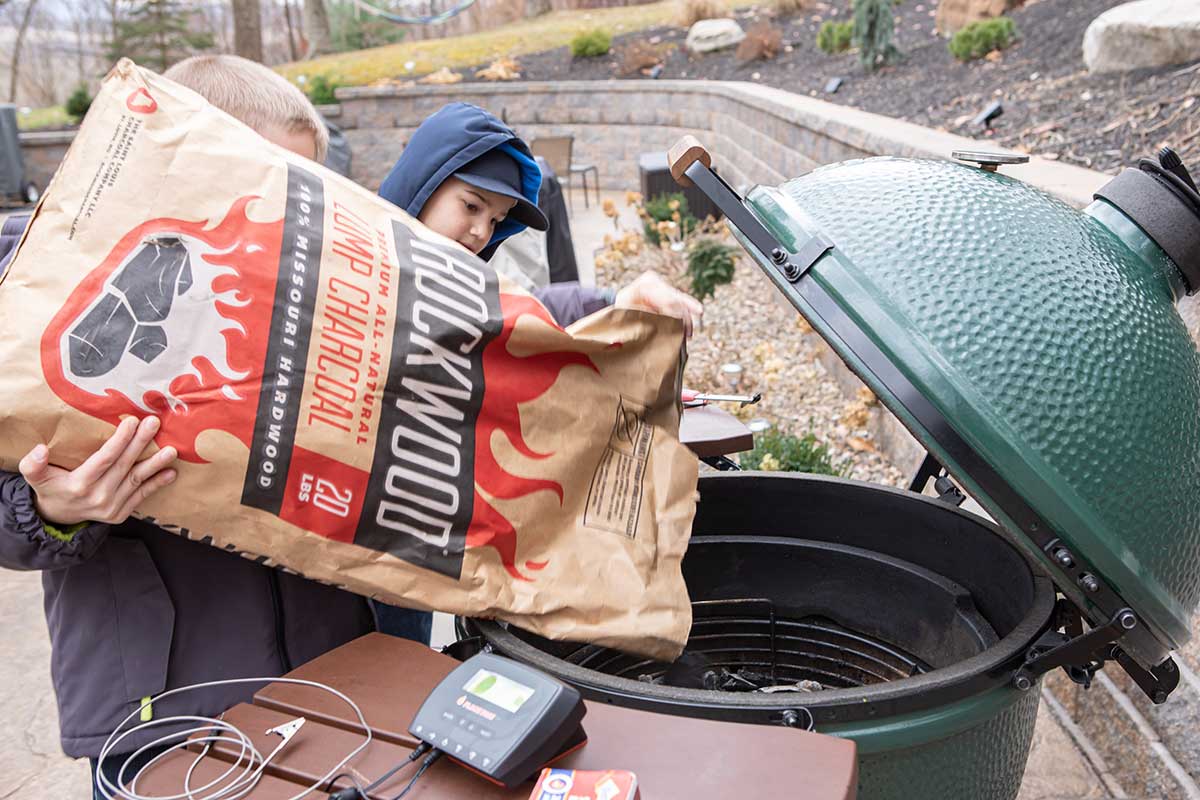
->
18 79 1105 213
18 131 74 198
331 80 1105 207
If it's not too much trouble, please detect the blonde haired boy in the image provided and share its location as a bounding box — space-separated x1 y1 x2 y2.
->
0 54 374 799
164 53 329 162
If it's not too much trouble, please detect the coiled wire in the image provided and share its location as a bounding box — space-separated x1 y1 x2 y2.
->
95 677 373 800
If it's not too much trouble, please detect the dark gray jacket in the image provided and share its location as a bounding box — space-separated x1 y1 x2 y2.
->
0 215 610 758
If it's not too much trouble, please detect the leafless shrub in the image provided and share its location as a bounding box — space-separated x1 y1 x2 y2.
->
736 21 783 62
677 0 725 28
616 40 670 77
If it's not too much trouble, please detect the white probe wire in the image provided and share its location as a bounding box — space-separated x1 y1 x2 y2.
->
95 676 374 800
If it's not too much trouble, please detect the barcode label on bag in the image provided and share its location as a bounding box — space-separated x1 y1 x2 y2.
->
584 399 652 539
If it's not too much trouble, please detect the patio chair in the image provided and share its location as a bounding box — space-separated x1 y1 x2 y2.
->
529 135 600 210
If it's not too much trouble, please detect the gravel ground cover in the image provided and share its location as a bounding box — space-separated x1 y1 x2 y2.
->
594 209 905 485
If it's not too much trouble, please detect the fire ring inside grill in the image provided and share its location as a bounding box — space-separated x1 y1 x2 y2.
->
465 472 1054 729
567 607 934 692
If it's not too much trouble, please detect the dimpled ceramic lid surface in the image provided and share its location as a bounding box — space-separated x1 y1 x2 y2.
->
742 156 1200 661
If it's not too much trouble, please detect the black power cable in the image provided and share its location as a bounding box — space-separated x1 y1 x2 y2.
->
387 751 443 800
328 742 433 800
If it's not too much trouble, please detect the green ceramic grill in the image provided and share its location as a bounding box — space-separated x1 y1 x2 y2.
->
684 139 1200 677
465 138 1200 800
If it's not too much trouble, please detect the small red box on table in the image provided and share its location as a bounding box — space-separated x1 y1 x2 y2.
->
529 768 640 800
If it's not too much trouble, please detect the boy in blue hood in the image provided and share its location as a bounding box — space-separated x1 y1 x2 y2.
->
379 102 702 335
373 103 702 643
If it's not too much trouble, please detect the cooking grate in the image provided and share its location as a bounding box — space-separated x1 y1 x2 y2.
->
564 599 931 691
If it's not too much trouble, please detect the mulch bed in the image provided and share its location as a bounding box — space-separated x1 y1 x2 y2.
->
472 0 1200 175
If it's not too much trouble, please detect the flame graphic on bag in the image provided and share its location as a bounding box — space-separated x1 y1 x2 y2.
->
469 291 598 580
40 198 282 462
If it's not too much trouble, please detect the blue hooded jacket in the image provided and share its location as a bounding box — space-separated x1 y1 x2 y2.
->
378 102 543 262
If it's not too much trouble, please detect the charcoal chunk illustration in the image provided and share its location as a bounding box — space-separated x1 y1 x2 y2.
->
129 324 168 364
65 236 193 378
111 236 189 323
68 294 135 377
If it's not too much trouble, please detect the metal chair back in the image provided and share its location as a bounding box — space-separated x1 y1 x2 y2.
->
530 136 572 179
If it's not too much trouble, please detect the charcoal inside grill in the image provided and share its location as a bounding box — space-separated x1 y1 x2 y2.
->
654 649 826 692
658 650 784 691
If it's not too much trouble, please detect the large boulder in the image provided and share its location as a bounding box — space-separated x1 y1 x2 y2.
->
685 18 745 54
1083 0 1200 73
935 0 1019 35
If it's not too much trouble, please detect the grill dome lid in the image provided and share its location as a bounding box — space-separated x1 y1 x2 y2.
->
672 140 1200 676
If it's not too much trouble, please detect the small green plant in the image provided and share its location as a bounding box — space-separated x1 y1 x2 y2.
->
816 20 854 54
948 17 1018 61
306 74 341 106
739 428 847 475
852 0 901 71
570 29 613 58
65 85 93 121
686 237 737 301
642 192 698 246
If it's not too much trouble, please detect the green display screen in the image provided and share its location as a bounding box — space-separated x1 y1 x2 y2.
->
464 668 535 714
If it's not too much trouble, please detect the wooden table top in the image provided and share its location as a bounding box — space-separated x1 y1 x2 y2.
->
679 404 754 458
132 634 856 799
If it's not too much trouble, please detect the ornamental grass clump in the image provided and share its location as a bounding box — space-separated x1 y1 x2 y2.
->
948 17 1018 61
570 29 613 58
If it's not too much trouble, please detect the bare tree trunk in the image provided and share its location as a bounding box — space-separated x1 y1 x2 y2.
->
282 0 299 62
71 16 86 81
154 1 169 72
109 0 119 53
8 0 40 102
232 0 264 62
301 0 333 58
525 0 552 18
